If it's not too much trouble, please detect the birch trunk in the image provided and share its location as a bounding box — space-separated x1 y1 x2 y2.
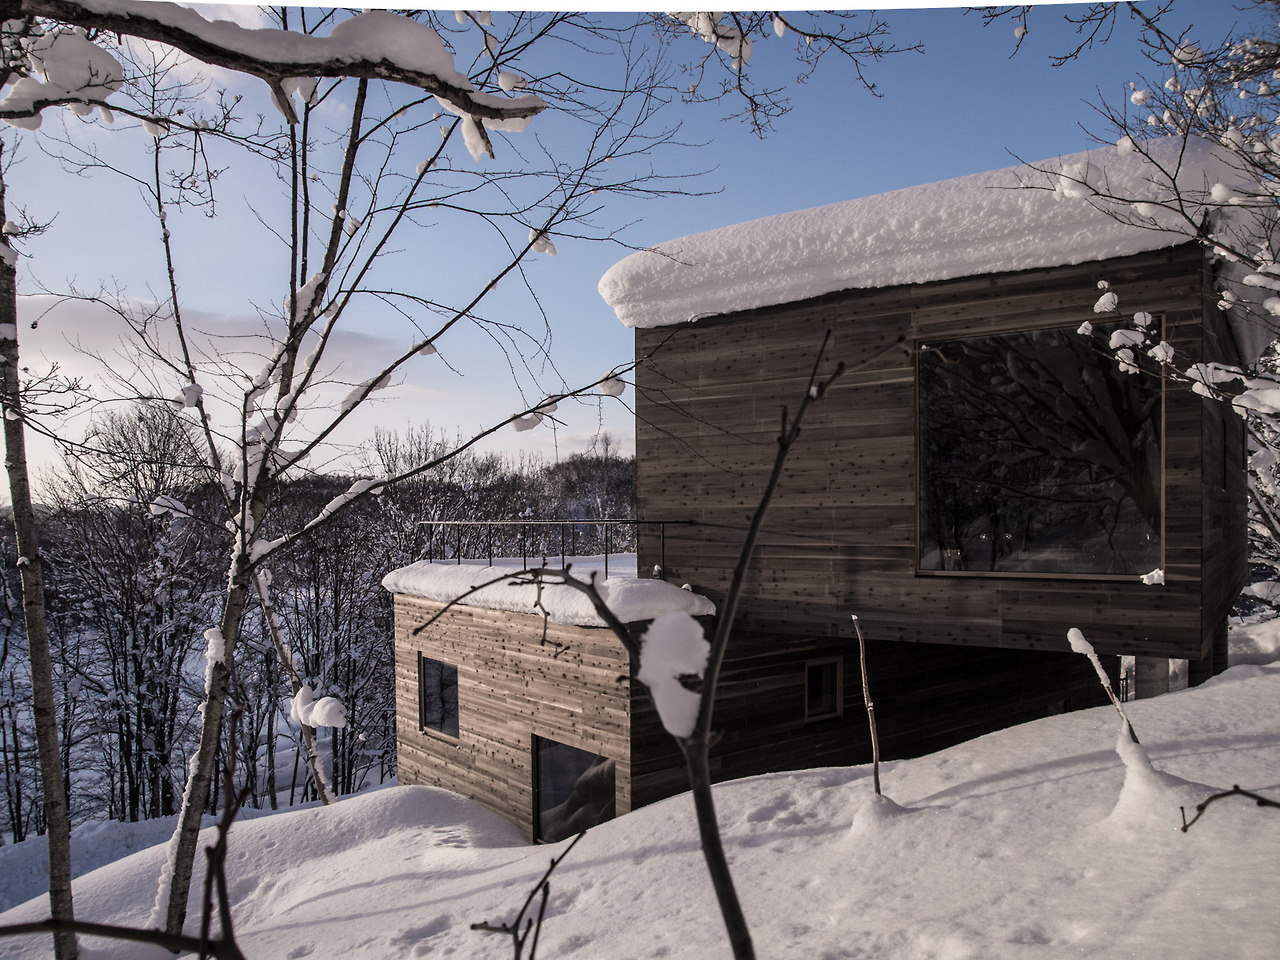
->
0 166 78 960
156 575 250 935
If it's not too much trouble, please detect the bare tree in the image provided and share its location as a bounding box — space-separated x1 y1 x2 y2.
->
0 149 77 959
0 5 924 941
998 3 1280 590
42 406 219 824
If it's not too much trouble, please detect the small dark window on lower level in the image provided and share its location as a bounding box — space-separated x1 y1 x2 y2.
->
534 736 615 843
418 654 458 738
805 657 843 721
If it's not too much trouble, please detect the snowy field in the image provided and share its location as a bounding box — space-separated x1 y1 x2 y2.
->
1 623 1278 959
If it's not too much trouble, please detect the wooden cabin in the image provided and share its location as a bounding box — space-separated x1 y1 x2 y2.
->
384 560 716 841
389 140 1256 840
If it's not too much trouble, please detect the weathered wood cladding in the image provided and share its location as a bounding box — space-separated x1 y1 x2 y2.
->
392 594 1117 830
634 245 1249 661
1199 260 1250 659
629 630 1117 807
393 596 633 840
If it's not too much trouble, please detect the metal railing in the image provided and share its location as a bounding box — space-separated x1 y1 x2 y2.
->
414 519 691 579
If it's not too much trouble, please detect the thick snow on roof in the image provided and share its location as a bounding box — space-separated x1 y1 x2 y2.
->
382 555 715 627
599 138 1240 331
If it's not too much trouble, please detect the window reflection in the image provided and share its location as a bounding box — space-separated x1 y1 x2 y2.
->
918 323 1161 575
535 736 615 842
419 655 459 737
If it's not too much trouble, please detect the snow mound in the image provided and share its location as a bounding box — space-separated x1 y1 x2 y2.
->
1103 727 1215 834
1 655 1277 960
600 137 1244 332
1230 614 1280 664
847 793 912 839
382 557 714 626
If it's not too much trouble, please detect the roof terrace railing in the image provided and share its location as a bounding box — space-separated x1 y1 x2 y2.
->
414 519 691 580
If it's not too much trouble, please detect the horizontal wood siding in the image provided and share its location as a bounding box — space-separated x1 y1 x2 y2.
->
629 630 1115 807
394 596 632 840
635 244 1244 660
1199 265 1251 651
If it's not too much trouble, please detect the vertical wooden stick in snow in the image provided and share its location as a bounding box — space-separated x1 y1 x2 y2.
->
1067 627 1139 743
852 615 881 797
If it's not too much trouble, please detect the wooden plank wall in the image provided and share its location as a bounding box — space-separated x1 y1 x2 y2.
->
1199 260 1251 653
393 601 1117 825
393 596 633 840
629 629 1116 806
634 244 1243 661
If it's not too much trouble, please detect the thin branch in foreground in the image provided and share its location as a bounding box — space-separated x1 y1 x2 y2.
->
471 831 586 960
528 333 845 960
1180 785 1280 832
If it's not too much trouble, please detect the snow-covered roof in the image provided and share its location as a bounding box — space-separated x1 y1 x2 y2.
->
599 138 1245 333
382 556 715 627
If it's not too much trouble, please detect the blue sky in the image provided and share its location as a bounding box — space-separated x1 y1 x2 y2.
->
5 1 1247 481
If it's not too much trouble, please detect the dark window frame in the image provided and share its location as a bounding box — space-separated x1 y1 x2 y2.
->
804 656 843 722
417 653 459 739
915 319 1166 580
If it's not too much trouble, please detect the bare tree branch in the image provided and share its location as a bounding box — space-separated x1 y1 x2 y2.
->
1181 784 1280 831
2 0 547 126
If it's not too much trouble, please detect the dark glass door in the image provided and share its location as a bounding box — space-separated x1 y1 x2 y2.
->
534 736 616 843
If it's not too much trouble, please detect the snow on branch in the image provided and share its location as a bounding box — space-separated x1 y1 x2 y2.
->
148 494 188 518
289 684 347 729
1067 627 1139 743
0 24 123 128
8 1 547 127
637 610 709 738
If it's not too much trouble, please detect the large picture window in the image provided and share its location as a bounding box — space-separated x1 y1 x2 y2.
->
918 323 1162 575
534 736 615 843
418 654 459 738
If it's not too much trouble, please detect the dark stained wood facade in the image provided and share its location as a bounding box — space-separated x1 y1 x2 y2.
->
394 595 634 841
634 243 1249 664
394 593 1117 833
628 629 1114 808
392 243 1250 841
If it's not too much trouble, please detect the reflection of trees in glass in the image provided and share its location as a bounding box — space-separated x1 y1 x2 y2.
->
919 323 1161 574
536 737 616 843
418 656 458 737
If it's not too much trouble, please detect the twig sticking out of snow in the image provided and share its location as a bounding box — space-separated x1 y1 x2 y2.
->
1067 627 1139 743
471 831 586 956
1181 785 1280 832
851 615 882 798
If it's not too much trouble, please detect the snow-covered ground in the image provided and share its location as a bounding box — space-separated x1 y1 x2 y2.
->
1 624 1277 959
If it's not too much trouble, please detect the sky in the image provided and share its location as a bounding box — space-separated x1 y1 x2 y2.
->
1 0 1250 487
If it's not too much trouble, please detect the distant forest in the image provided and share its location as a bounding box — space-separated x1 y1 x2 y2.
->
0 416 635 842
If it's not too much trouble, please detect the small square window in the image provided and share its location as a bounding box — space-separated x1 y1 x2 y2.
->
805 657 842 721
419 654 459 738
